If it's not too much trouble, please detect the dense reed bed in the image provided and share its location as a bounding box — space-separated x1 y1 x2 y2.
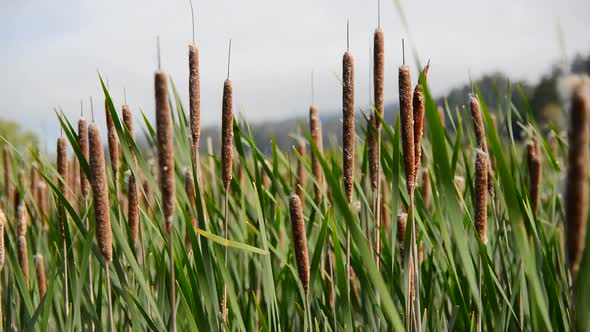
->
0 27 589 332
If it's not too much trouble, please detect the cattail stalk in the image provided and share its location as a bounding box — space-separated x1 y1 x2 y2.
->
296 143 306 203
220 76 233 328
88 123 114 331
155 69 176 332
35 255 47 298
565 80 590 281
57 135 70 319
527 140 542 215
184 169 198 232
309 106 324 201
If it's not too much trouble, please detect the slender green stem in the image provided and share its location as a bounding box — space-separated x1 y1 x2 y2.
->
105 263 114 332
168 230 176 332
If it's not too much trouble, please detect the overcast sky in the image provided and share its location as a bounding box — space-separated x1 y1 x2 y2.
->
1 0 589 151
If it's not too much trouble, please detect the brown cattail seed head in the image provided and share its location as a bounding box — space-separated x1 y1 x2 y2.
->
17 202 27 237
221 79 234 191
189 45 201 168
470 97 488 153
155 71 176 233
474 149 488 244
399 65 415 194
78 117 90 199
57 136 68 238
342 51 355 202
89 123 113 262
184 169 198 230
17 235 28 285
309 105 324 200
527 140 542 215
0 209 5 271
289 194 309 295
128 173 139 242
296 143 306 203
105 99 120 180
373 28 385 131
413 83 425 177
565 79 590 279
34 254 47 297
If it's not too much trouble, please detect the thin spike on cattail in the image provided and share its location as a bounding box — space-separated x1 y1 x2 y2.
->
289 194 309 295
155 70 176 233
527 140 542 215
296 142 306 203
189 44 201 168
221 79 234 191
17 235 28 285
399 64 415 193
474 149 488 244
309 105 324 201
342 49 355 202
88 123 113 262
565 78 590 280
35 254 47 298
57 136 68 238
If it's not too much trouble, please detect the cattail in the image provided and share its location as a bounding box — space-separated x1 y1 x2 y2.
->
296 142 306 203
474 149 488 244
123 105 140 242
309 105 324 200
2 146 10 201
155 71 176 234
184 169 198 230
373 28 385 131
221 79 234 191
57 136 68 238
527 140 542 215
342 50 355 202
0 209 5 271
17 235 28 284
189 45 201 167
399 64 415 193
438 106 446 128
89 123 113 262
35 255 47 297
37 182 48 227
565 79 590 279
105 100 120 180
288 194 309 295
413 63 429 178
78 117 89 199
420 168 431 209
470 97 487 152
17 202 26 237
29 164 38 199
